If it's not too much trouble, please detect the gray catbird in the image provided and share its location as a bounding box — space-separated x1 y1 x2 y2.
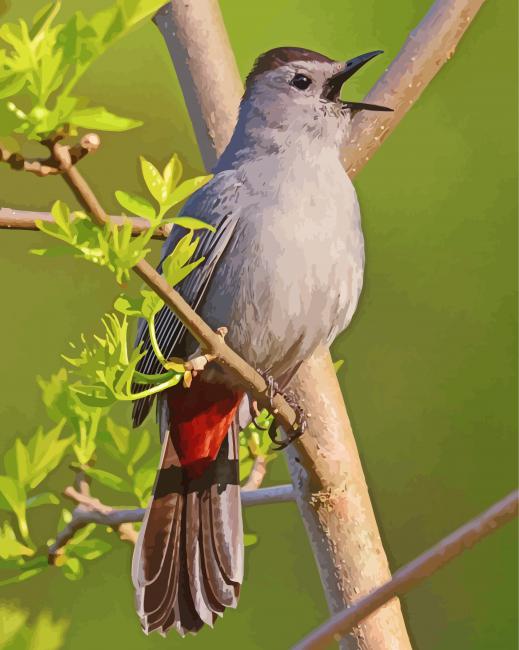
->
131 47 390 636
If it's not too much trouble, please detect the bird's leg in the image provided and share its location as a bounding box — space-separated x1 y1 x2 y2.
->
256 369 308 449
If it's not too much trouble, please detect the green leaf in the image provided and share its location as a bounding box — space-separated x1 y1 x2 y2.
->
26 492 60 509
162 232 205 287
69 538 111 561
27 422 72 489
0 521 34 559
122 0 171 27
68 107 142 131
132 456 156 503
114 190 155 219
140 156 167 204
0 73 27 99
0 602 28 646
82 467 132 493
50 200 72 238
62 556 83 581
0 475 26 525
163 216 216 232
163 153 183 195
333 359 344 372
66 522 95 547
165 175 212 209
30 245 77 258
0 567 44 586
113 294 144 317
128 429 150 471
27 610 69 650
14 439 30 486
105 417 129 455
59 508 72 528
244 533 258 547
31 2 61 37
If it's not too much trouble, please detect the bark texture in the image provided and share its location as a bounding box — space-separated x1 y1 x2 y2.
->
343 0 487 175
286 349 409 649
154 1 242 169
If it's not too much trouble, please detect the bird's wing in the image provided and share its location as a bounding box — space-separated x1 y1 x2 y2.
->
132 172 241 426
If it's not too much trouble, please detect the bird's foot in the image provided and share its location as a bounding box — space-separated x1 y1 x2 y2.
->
169 327 228 387
269 388 308 450
255 369 308 450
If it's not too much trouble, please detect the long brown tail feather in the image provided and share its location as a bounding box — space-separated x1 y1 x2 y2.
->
132 411 243 636
200 492 238 607
186 492 218 627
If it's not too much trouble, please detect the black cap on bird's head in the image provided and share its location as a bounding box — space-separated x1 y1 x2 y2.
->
245 46 392 113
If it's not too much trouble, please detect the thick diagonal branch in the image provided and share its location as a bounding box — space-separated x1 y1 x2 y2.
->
292 490 518 650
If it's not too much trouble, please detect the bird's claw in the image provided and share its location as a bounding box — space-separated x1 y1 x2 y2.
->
255 370 308 450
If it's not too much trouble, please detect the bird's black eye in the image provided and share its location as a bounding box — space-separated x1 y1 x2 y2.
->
291 74 312 90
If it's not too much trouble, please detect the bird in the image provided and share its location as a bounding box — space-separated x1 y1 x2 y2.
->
131 46 390 636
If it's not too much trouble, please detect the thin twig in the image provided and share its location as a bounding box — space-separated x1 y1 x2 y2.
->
242 456 268 491
0 207 169 238
292 490 519 650
47 483 295 558
0 134 99 177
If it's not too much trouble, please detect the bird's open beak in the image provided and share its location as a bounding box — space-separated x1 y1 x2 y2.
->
323 50 393 112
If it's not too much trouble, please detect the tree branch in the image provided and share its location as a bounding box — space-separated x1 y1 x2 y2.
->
292 490 519 650
47 482 295 559
153 1 243 169
242 456 268 492
0 207 169 239
0 134 99 177
343 0 486 176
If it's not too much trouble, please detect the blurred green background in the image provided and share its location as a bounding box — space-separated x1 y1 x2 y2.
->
0 0 517 648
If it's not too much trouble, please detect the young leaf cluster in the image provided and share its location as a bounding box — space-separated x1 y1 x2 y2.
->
0 602 69 650
32 154 212 285
0 421 72 585
0 0 167 142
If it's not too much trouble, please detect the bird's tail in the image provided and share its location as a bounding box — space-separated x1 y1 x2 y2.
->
132 380 244 636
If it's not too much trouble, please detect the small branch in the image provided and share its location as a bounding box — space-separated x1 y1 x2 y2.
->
292 490 519 650
242 455 268 492
242 483 294 506
0 134 99 178
0 207 169 239
74 471 91 498
48 483 295 559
